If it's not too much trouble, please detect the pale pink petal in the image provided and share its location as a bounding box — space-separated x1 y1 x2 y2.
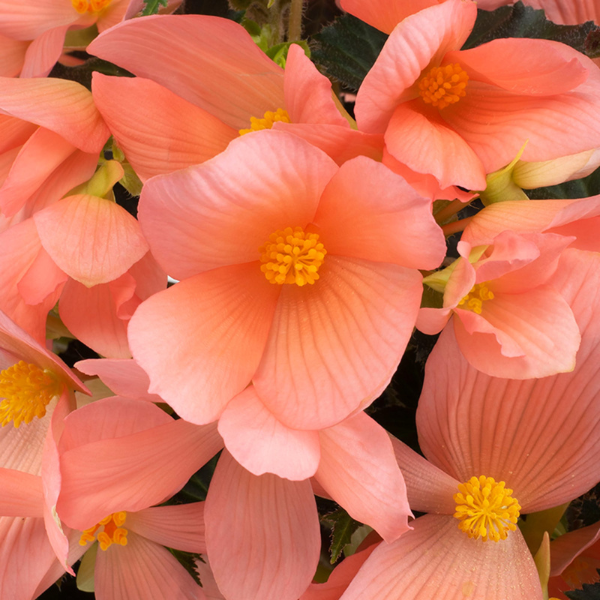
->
0 77 108 152
129 264 280 424
316 412 411 542
34 194 149 287
139 130 337 279
0 34 28 77
95 531 204 600
0 4 76 40
96 0 130 32
218 385 321 480
205 451 320 600
418 250 600 513
550 522 600 576
20 25 69 78
341 514 542 600
0 469 43 517
254 256 422 430
17 247 67 306
92 74 237 182
87 14 285 130
313 156 445 269
354 0 477 133
415 306 453 335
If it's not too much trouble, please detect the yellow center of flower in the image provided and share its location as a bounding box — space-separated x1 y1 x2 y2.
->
79 512 128 551
239 108 291 136
0 361 62 428
71 0 112 14
454 476 521 542
457 282 494 315
259 226 326 286
419 63 469 110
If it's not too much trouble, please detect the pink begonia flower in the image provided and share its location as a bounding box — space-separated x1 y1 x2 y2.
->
354 0 600 191
87 15 384 175
417 229 580 378
127 130 445 431
0 310 90 597
339 248 600 600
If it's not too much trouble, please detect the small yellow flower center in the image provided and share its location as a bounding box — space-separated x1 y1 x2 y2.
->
0 361 62 428
457 282 494 315
259 226 326 286
419 63 469 110
239 108 291 136
71 0 112 14
79 512 128 551
454 476 521 542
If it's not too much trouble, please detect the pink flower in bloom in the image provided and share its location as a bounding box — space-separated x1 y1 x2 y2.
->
339 248 600 600
354 0 600 191
127 130 445 431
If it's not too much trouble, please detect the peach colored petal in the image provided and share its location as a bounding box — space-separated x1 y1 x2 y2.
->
95 531 205 600
92 74 237 182
17 246 67 306
0 34 28 77
551 522 600 577
340 514 542 600
96 0 130 32
34 194 149 287
517 0 600 25
127 503 206 554
87 15 285 130
316 412 411 543
0 469 43 517
415 306 453 335
0 114 36 155
254 256 422 430
218 385 321 480
129 264 280 425
313 156 445 269
139 130 337 279
0 3 76 40
20 25 69 78
205 451 320 600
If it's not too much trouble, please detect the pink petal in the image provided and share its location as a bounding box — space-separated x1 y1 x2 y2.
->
17 246 67 306
254 256 422 430
218 385 321 480
341 514 542 600
313 155 445 269
550 521 600 577
0 469 43 517
129 264 280 424
20 25 69 78
87 15 285 130
92 74 237 182
205 451 320 600
139 130 337 279
0 4 75 40
0 34 28 77
95 531 204 600
127 503 206 553
316 412 412 542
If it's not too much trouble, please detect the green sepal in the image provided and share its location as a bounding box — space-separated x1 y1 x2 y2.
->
76 543 98 592
141 0 168 16
527 166 600 200
266 40 310 67
321 508 362 564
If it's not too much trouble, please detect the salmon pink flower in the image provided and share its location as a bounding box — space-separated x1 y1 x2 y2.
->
355 0 600 191
340 248 600 600
127 130 445 431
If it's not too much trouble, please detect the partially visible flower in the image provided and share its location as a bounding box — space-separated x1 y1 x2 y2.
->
478 0 600 26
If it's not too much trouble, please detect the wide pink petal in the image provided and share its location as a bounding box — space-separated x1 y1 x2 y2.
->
0 469 43 517
385 102 486 190
0 34 28 77
0 77 108 152
0 3 76 40
34 194 149 287
218 385 321 480
129 264 280 424
354 0 477 133
139 130 337 279
127 503 206 553
17 246 66 306
340 514 542 600
92 74 237 182
316 412 411 542
20 25 69 78
313 156 445 269
418 250 600 513
87 14 284 130
254 256 422 430
205 451 320 600
95 531 204 600
550 522 600 577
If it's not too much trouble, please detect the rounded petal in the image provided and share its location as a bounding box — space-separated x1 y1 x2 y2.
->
20 25 69 78
550 521 600 577
0 3 76 40
0 34 28 77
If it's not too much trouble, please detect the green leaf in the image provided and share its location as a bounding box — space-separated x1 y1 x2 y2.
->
169 549 203 586
526 166 600 200
266 40 311 68
566 576 600 600
462 1 600 58
321 508 362 563
141 0 168 16
311 14 388 91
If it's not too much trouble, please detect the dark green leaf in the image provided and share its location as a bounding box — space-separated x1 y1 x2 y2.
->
311 14 388 91
321 508 362 563
526 166 600 200
462 2 600 58
566 575 600 600
169 549 203 586
142 0 168 16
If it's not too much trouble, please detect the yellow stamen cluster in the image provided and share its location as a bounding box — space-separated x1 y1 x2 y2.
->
419 63 469 110
259 226 326 286
454 476 521 542
239 108 291 136
457 282 494 315
71 0 112 14
0 361 62 428
79 512 128 551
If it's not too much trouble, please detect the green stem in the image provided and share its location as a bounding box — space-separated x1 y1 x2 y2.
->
288 0 303 41
441 216 472 237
